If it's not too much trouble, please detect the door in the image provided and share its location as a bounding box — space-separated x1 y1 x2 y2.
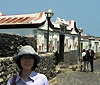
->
59 35 64 62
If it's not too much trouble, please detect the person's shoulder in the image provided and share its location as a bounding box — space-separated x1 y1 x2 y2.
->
31 71 47 79
84 52 86 54
37 73 48 81
9 76 13 81
82 52 86 54
37 73 47 78
7 76 13 85
32 72 49 84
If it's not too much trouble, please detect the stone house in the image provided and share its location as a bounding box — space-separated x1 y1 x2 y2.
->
0 11 79 52
0 11 79 63
81 35 100 55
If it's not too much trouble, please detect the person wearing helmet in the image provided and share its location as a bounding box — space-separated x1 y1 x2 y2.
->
7 45 49 85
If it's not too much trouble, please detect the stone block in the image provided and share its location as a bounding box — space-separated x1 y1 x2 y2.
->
0 78 3 84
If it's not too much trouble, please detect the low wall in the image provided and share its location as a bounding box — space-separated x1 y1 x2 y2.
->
64 50 78 65
0 33 37 57
0 53 56 85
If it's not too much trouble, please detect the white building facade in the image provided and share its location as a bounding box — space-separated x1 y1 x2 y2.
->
0 11 79 53
81 35 100 54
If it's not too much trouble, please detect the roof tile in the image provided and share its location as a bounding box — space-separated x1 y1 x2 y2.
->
0 12 46 25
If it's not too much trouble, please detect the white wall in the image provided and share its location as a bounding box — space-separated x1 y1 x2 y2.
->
81 39 100 53
36 30 60 52
37 31 44 52
64 34 78 52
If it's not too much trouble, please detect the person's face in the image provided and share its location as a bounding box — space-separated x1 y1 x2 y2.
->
21 54 34 71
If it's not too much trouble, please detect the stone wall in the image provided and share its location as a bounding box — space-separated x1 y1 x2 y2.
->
64 50 78 65
0 33 37 57
0 53 56 85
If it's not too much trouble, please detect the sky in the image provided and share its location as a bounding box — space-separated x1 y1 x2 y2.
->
0 0 100 37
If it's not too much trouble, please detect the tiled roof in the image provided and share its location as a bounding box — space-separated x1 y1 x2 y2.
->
52 17 77 30
0 12 46 25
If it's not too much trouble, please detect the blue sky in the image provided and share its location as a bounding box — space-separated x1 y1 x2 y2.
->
0 0 100 37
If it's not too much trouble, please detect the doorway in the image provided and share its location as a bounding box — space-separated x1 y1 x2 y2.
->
59 35 64 62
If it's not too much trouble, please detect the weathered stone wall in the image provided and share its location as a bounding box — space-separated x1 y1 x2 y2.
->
0 53 56 85
64 50 78 65
0 57 20 85
0 33 37 57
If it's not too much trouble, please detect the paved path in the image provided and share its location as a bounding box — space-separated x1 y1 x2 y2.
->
49 59 100 85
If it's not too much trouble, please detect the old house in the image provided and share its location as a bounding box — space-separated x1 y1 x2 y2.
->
0 11 79 64
81 35 100 55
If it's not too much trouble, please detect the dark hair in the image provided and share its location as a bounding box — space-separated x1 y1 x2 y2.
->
83 49 85 52
16 55 37 71
86 50 90 55
91 50 95 55
86 50 89 53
